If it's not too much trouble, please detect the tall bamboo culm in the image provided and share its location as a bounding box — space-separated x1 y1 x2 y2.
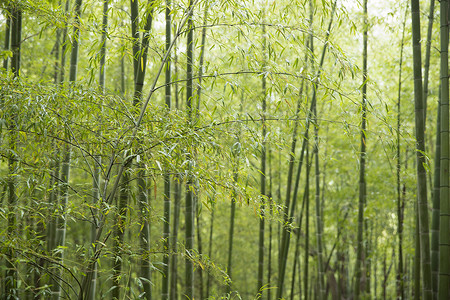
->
438 0 450 299
185 0 195 298
410 0 432 299
396 3 408 299
4 4 20 298
162 1 172 299
257 19 267 299
355 0 368 297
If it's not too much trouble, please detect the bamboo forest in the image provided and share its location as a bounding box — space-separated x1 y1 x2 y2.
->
3 0 450 299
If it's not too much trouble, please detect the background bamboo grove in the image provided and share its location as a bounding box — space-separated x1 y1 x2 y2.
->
1 0 449 299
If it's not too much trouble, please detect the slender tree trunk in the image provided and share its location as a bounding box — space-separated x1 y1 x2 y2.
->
10 4 21 77
227 171 238 294
438 1 450 299
51 0 81 297
77 4 195 300
133 0 154 102
414 201 421 300
227 96 242 293
3 5 20 298
130 0 139 82
137 171 152 300
196 208 204 299
162 2 172 300
47 142 60 252
170 40 181 300
355 0 368 298
313 105 325 299
51 143 71 300
4 8 19 291
290 150 313 300
87 156 101 300
277 3 337 298
431 104 441 300
277 44 309 300
410 0 433 298
98 0 108 91
423 0 435 126
304 146 310 300
185 1 195 298
112 172 129 300
267 142 274 300
170 179 181 300
2 8 10 70
53 19 60 84
365 222 372 295
193 5 209 297
205 199 215 300
59 0 70 84
132 3 155 299
396 4 408 299
68 0 82 83
85 1 108 299
195 1 209 118
257 20 267 299
267 194 273 300
382 249 395 300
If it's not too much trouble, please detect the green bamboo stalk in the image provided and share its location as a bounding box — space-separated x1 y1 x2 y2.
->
266 143 274 300
276 43 308 300
205 196 215 299
396 3 408 299
138 171 151 300
86 154 100 300
54 25 60 84
59 0 70 84
195 1 209 119
84 1 108 299
52 143 71 300
162 1 172 299
438 0 450 299
355 0 368 297
112 172 129 300
98 0 108 91
78 5 197 299
170 39 181 300
267 168 273 300
410 1 432 298
257 19 267 299
4 15 18 292
290 150 313 300
10 4 20 77
365 222 372 295
47 142 60 254
133 0 155 103
130 3 155 299
431 100 441 300
423 0 435 126
2 8 10 70
170 178 181 300
277 2 337 297
130 0 139 82
287 41 310 300
185 1 195 298
304 146 310 300
227 95 243 293
313 104 324 299
193 4 209 297
69 0 82 83
414 202 421 300
51 0 81 298
226 175 238 294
